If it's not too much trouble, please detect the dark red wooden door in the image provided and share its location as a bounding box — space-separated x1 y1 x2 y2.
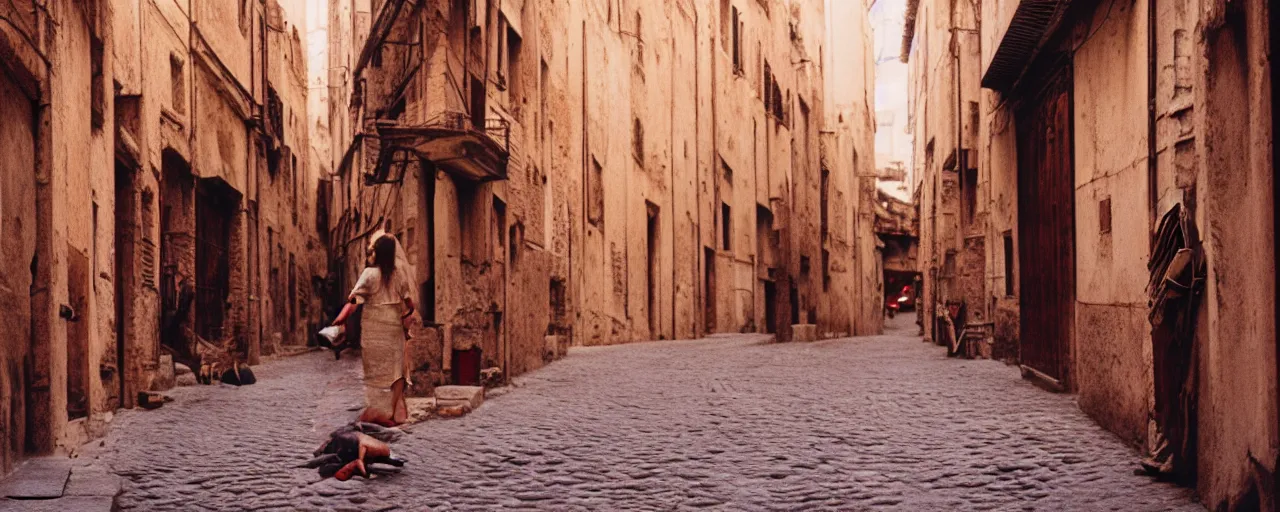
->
1015 69 1075 386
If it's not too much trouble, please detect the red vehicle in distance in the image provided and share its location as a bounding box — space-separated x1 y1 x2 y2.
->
886 284 915 318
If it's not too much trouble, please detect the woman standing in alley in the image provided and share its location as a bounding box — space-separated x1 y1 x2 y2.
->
331 231 416 426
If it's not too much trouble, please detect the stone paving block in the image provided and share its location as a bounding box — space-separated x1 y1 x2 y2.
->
0 496 115 512
0 457 71 499
62 469 121 497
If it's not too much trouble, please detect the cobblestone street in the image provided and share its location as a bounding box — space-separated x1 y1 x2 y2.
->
96 317 1201 511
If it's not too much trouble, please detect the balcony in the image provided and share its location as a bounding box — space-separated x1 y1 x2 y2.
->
980 0 1072 93
369 111 511 184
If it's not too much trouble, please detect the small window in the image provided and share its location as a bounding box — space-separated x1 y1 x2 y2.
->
731 7 743 75
470 76 486 129
506 24 524 120
90 36 104 129
170 54 186 114
493 197 507 261
721 202 731 251
962 167 978 228
509 223 521 267
820 167 830 240
634 12 644 69
1003 231 1015 297
1099 197 1112 234
633 118 644 164
588 157 604 228
497 16 517 89
822 249 831 291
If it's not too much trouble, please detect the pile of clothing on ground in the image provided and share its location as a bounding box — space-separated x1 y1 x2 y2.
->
301 422 408 481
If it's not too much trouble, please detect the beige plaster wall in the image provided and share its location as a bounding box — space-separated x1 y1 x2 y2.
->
1069 0 1153 446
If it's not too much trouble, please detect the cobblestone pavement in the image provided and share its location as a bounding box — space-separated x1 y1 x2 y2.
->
100 316 1201 511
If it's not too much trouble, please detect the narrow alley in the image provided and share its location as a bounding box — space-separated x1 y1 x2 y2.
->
87 316 1198 511
0 0 1274 509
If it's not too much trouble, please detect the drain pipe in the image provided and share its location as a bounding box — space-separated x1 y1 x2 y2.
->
670 32 677 340
580 20 588 347
1146 0 1157 249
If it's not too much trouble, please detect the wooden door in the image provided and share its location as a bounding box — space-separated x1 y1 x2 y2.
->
1015 69 1075 387
114 163 135 409
0 74 37 473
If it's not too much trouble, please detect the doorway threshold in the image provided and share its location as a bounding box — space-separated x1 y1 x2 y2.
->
1020 364 1066 393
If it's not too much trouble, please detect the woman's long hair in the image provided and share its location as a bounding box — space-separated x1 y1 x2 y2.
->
372 235 397 286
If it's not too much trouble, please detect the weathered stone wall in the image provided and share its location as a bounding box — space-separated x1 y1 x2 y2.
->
47 0 120 455
906 0 981 343
0 0 128 466
963 0 1279 506
326 0 882 389
1192 0 1277 506
0 0 327 477
258 14 327 354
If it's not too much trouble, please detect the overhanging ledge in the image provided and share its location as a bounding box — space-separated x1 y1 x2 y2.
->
981 0 1072 93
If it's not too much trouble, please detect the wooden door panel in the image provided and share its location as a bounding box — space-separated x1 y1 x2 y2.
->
1016 70 1075 385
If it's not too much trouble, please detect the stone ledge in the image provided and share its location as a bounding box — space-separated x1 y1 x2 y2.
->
792 324 817 342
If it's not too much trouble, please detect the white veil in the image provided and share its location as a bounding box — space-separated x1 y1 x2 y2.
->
369 229 417 289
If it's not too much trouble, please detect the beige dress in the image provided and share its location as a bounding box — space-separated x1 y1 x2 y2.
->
349 266 412 413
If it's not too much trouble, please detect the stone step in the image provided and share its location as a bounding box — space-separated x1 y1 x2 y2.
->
0 457 70 499
0 458 119 512
434 385 484 417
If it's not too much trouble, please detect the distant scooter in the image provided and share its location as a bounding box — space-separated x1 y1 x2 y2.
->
886 295 908 319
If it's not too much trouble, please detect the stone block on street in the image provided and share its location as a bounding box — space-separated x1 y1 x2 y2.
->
435 385 484 410
544 335 568 361
404 397 437 425
152 354 175 391
792 324 817 342
175 372 197 387
137 391 171 410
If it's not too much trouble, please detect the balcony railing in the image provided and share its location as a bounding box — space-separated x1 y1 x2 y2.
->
421 110 512 155
366 110 512 184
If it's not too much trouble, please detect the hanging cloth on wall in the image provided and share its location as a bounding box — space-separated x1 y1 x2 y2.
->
1142 203 1205 485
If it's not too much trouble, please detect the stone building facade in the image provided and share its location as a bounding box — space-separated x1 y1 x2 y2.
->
902 0 985 349
906 0 1278 507
323 0 881 391
0 0 324 475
